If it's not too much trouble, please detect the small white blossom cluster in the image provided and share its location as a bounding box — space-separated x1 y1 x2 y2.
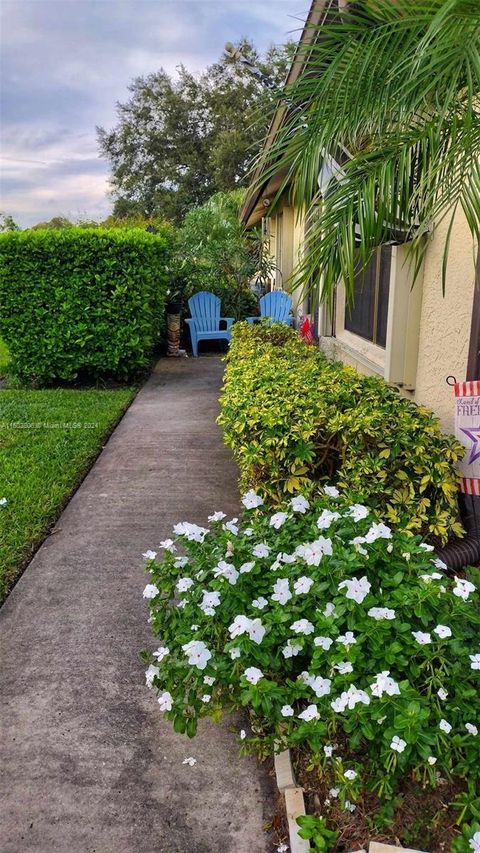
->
142 492 480 823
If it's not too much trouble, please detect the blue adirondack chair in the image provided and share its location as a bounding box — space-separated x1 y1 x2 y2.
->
246 291 294 326
185 291 234 357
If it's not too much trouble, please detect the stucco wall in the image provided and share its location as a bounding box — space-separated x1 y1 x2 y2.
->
415 210 477 432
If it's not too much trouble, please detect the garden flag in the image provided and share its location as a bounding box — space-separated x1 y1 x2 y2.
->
300 316 315 345
455 380 480 495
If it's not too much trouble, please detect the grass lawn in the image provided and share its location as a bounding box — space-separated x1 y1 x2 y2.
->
0 386 136 601
0 337 10 377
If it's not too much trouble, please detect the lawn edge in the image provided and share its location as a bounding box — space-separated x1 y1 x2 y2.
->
274 748 310 852
0 383 139 604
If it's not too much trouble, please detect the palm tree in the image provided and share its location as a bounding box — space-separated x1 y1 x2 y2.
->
259 0 480 305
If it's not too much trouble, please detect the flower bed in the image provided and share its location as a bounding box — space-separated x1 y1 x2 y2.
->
218 323 464 542
142 489 480 849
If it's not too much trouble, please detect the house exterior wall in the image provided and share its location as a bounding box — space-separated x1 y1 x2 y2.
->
414 211 477 431
270 200 477 435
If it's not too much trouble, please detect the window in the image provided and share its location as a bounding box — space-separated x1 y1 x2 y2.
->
344 246 392 348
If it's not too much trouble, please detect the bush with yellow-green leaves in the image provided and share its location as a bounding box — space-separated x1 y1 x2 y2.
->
218 323 464 541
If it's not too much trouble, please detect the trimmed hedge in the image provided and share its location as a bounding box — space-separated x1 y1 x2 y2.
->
218 323 464 541
0 227 173 383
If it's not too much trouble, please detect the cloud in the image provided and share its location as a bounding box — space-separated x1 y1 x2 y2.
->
0 0 304 227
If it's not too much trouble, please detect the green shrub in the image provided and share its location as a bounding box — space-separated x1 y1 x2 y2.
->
218 323 464 541
0 226 173 383
143 492 480 831
177 191 270 321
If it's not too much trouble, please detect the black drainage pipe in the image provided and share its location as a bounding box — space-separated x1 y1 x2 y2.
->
435 493 480 571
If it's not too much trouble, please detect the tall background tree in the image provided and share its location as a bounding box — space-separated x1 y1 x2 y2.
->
97 39 295 223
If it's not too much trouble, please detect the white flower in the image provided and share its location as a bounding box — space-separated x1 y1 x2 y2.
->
143 583 159 600
203 675 215 686
244 527 254 537
252 596 268 610
248 618 266 644
344 800 356 813
270 511 289 529
240 729 246 740
367 607 396 620
281 704 294 717
290 495 310 513
177 599 188 609
213 560 239 585
317 509 340 530
308 676 332 698
174 555 189 568
177 577 194 593
296 536 333 566
428 756 437 765
351 537 368 555
420 572 443 583
182 640 212 670
331 685 370 712
419 543 435 551
337 632 356 646
208 511 226 521
239 561 255 574
159 538 176 552
282 641 303 659
334 661 353 674
272 578 292 605
200 590 221 615
469 653 480 670
431 557 448 570
324 485 339 498
453 578 476 600
279 552 297 564
329 788 339 798
344 769 357 780
323 602 335 617
182 756 197 766
323 745 334 757
434 624 452 639
253 543 271 558
277 845 289 853
241 489 264 509
338 575 371 604
158 691 173 711
466 723 478 736
364 522 392 542
290 619 315 635
201 694 211 703
223 519 239 536
173 522 208 542
314 636 333 650
412 631 432 645
439 719 452 734
437 688 448 700
346 503 368 521
145 664 159 687
0 497 7 506
298 704 319 722
153 645 170 662
229 647 241 659
229 615 251 638
294 576 314 595
390 736 406 753
469 831 480 852
243 666 263 685
191 624 199 631
142 549 157 561
370 671 400 698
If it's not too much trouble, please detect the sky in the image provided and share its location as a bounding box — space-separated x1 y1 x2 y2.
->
0 0 307 227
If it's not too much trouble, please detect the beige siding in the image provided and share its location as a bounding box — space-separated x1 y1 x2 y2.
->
415 210 477 431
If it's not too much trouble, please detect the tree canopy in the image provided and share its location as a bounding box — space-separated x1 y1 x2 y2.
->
260 0 480 304
97 39 295 223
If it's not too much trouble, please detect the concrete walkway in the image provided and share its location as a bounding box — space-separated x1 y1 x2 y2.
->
0 358 273 853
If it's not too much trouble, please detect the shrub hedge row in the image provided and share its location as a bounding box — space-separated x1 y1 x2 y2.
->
218 323 464 540
0 227 173 383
